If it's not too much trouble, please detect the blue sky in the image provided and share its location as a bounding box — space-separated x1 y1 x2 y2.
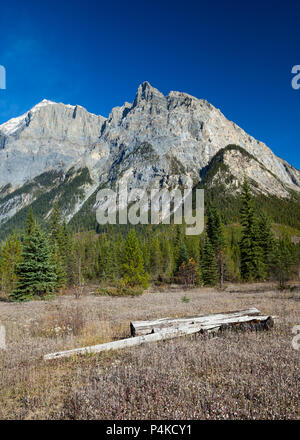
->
0 0 299 168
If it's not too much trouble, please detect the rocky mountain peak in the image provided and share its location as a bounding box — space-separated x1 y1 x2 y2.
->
0 82 299 234
133 81 165 106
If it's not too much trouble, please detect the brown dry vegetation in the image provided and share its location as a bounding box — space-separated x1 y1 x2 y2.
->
0 283 299 420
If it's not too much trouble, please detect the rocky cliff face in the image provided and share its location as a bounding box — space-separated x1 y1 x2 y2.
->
0 100 105 188
0 82 299 231
79 82 300 193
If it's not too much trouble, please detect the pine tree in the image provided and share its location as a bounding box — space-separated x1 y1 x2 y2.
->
114 236 125 279
175 241 189 273
226 228 241 281
0 231 22 295
201 238 218 286
239 179 265 281
173 225 184 265
141 242 151 273
257 211 276 278
60 219 74 284
273 234 297 288
10 212 57 301
149 237 162 279
26 207 36 236
98 235 115 281
186 237 200 266
48 204 68 287
207 206 226 287
161 239 175 282
50 203 62 243
72 239 85 287
122 229 149 288
50 242 66 289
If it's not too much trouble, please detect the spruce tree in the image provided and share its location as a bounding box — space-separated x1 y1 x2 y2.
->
49 204 67 287
50 203 62 243
227 229 241 281
161 239 174 282
239 179 265 281
98 235 115 280
11 212 57 301
149 237 162 278
207 206 226 287
186 237 200 266
273 234 296 288
207 206 225 251
257 211 276 278
175 241 189 273
141 242 151 273
174 225 184 265
201 238 218 286
72 239 85 287
122 229 149 288
26 207 36 236
51 242 66 289
60 219 74 284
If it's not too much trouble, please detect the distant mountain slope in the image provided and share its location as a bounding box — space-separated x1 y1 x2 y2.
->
0 100 105 188
0 82 299 237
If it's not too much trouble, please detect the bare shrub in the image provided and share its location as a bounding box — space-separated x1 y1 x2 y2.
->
30 306 86 338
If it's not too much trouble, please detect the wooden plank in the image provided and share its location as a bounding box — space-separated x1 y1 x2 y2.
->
44 314 274 361
130 307 261 336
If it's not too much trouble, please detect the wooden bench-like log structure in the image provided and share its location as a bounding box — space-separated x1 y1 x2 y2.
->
130 307 261 336
44 308 274 361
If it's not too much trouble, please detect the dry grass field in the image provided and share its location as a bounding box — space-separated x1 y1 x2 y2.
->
0 283 299 420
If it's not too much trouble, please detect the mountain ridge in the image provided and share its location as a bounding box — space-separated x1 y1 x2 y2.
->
0 81 299 236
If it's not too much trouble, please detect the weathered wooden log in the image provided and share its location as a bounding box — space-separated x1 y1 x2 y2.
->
130 307 261 336
44 326 203 360
219 316 274 332
44 313 274 361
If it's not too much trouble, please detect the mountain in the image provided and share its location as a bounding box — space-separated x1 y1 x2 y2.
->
0 82 299 237
0 99 105 188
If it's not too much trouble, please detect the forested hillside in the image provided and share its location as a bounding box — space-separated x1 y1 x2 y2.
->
0 180 299 301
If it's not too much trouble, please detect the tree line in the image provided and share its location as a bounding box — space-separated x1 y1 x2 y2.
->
0 180 299 301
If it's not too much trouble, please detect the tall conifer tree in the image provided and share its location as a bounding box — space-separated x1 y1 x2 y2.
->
273 233 296 288
239 179 265 281
149 237 162 278
122 229 149 288
49 203 67 287
201 238 218 286
207 206 226 287
175 241 189 273
257 211 276 278
11 210 57 301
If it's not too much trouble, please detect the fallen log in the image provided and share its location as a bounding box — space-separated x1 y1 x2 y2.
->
130 307 261 336
44 312 274 361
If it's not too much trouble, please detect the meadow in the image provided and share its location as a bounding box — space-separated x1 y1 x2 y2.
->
0 283 299 420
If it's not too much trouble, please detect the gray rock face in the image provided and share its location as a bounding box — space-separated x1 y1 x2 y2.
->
207 148 291 198
80 81 300 193
0 82 299 227
0 100 105 189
